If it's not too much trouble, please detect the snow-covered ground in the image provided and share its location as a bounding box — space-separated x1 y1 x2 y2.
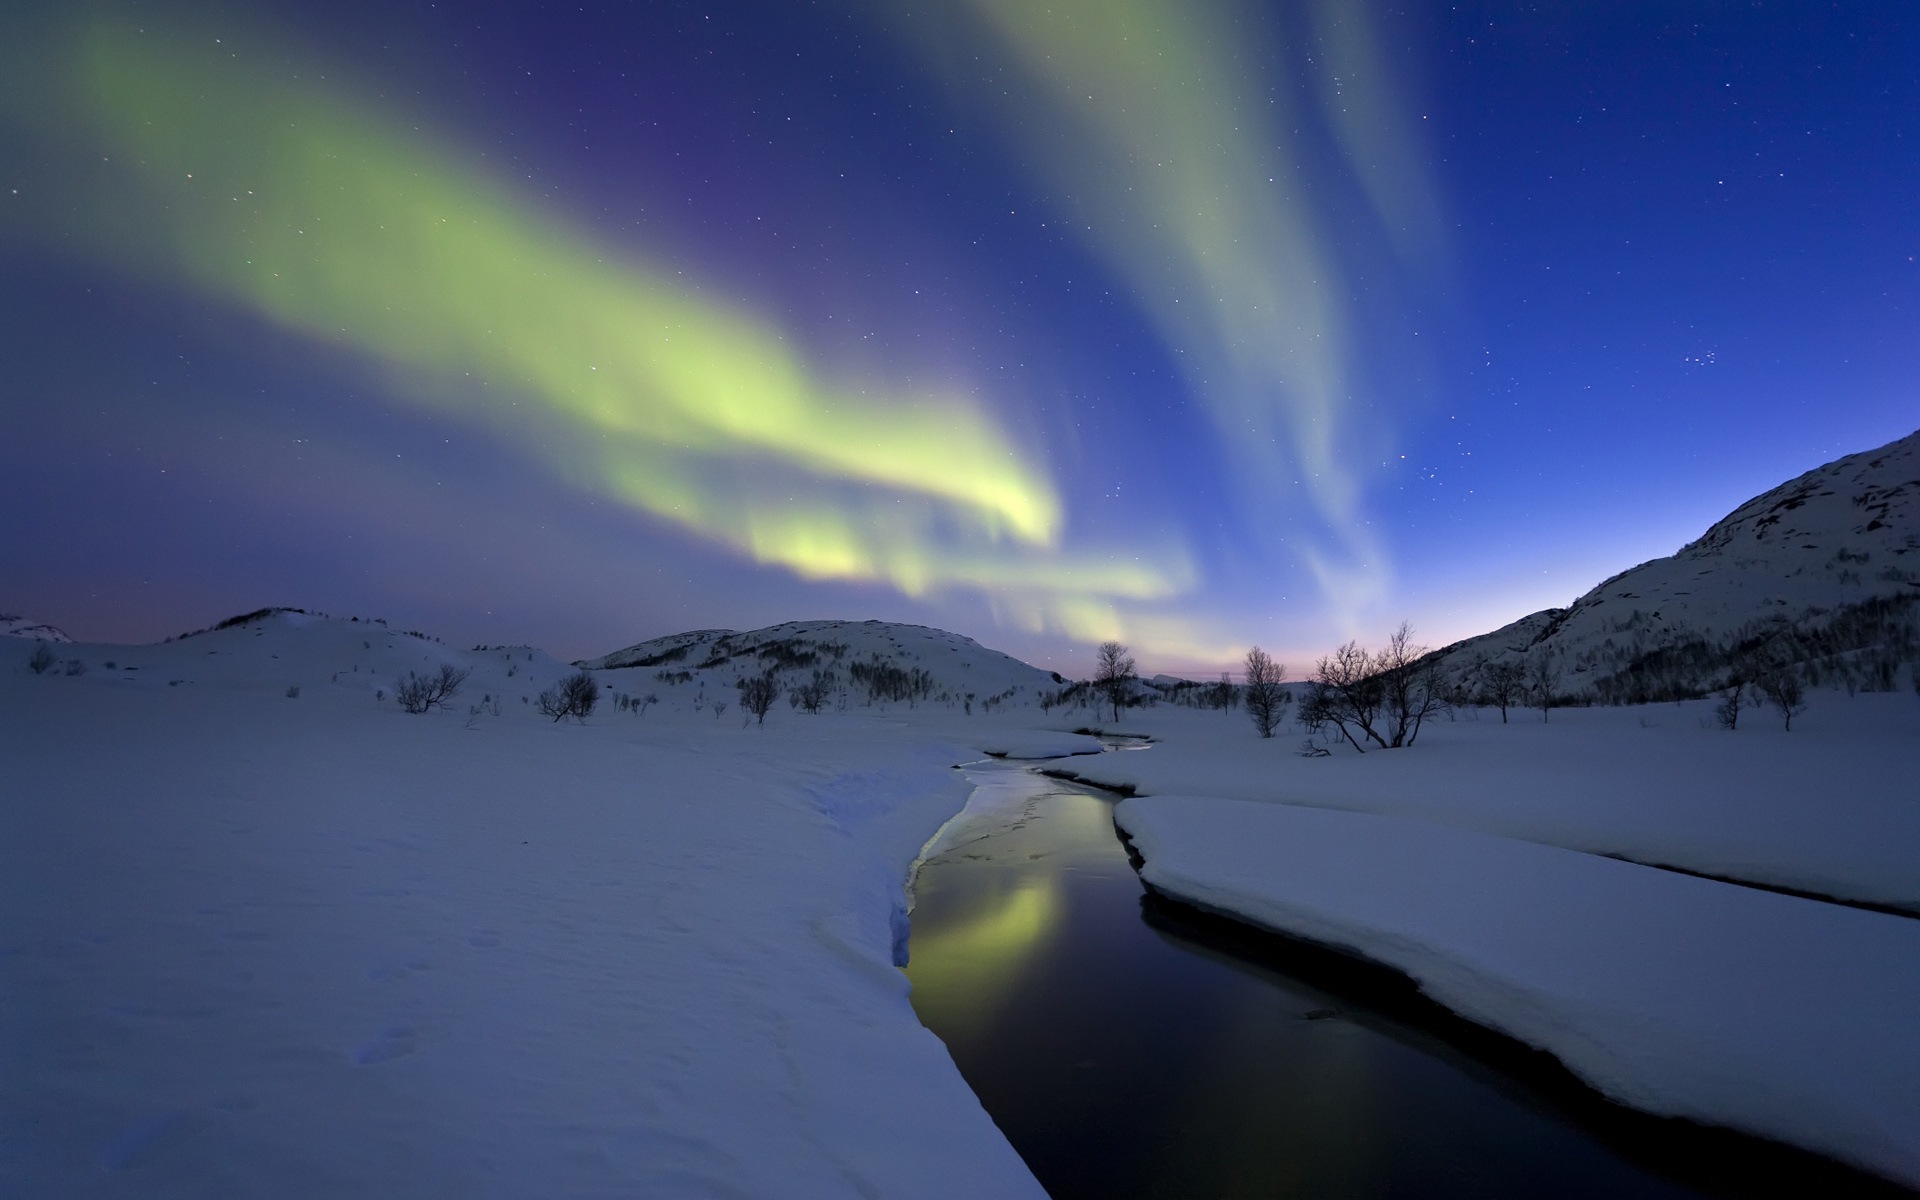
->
9 606 1920 1193
1041 696 1920 913
1114 796 1920 1189
1 614 1049 1198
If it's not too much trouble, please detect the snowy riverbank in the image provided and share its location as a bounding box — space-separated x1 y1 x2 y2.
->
1115 796 1920 1189
1044 696 1920 913
1 618 1048 1198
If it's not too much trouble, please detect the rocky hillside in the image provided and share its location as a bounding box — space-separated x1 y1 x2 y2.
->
1433 428 1920 701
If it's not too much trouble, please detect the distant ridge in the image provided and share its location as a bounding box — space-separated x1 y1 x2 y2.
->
1433 428 1920 700
1 613 73 643
581 619 1067 706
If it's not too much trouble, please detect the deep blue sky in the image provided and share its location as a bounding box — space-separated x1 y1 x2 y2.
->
2 1 1915 673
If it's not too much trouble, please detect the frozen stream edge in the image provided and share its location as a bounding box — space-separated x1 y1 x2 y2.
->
1115 794 1920 1192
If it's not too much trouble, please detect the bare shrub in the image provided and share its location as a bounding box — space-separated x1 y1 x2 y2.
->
28 642 56 674
63 659 87 677
790 671 835 714
1241 646 1289 738
1307 624 1443 750
537 671 599 723
1308 642 1384 752
737 673 778 725
285 685 301 700
394 664 469 714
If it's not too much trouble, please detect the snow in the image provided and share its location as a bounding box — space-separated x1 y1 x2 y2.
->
1114 795 1920 1189
1428 427 1920 697
580 618 1067 703
9 602 1919 1192
1 614 1049 1198
1 612 73 642
1039 697 1920 913
971 730 1104 759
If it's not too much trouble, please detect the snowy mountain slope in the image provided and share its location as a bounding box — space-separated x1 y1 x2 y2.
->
1 613 73 642
1434 428 1920 696
581 619 1069 708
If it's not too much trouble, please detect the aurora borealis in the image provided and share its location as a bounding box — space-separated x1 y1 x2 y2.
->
3 2 1917 671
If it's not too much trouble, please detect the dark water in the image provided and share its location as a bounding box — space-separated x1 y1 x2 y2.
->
904 757 1897 1200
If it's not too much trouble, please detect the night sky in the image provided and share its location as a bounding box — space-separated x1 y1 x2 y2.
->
3 1 1916 674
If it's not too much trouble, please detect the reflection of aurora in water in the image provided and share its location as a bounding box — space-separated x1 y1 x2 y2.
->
904 758 1731 1199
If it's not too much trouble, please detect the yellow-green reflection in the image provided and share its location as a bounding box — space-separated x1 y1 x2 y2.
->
2 20 1205 635
883 0 1442 615
906 876 1063 1036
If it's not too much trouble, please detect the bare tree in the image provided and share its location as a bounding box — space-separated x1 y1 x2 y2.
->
1527 654 1563 723
1476 656 1527 724
1526 655 1561 722
1751 660 1807 731
1309 642 1383 752
737 673 778 725
1376 623 1446 747
634 692 658 717
1093 641 1136 723
1241 647 1289 738
1211 672 1238 715
394 664 469 714
27 642 56 675
1713 681 1746 731
537 670 599 722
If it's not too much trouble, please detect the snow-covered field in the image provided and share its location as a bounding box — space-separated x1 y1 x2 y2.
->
1045 697 1920 913
1 614 1048 1199
1115 796 1920 1188
1052 698 1920 1188
8 607 1919 1193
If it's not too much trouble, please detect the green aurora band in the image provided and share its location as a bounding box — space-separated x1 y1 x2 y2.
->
7 23 1203 645
886 0 1442 617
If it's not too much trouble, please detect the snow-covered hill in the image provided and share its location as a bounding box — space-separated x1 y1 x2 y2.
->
5 606 584 711
1 613 73 642
581 619 1068 711
1434 429 1920 700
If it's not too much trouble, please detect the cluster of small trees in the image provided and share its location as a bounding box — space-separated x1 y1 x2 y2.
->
394 664 470 714
1299 624 1445 752
789 668 839 713
848 657 937 707
1713 656 1808 731
537 671 600 722
1467 654 1561 723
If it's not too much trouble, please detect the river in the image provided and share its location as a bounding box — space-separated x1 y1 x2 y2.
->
904 753 1850 1199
